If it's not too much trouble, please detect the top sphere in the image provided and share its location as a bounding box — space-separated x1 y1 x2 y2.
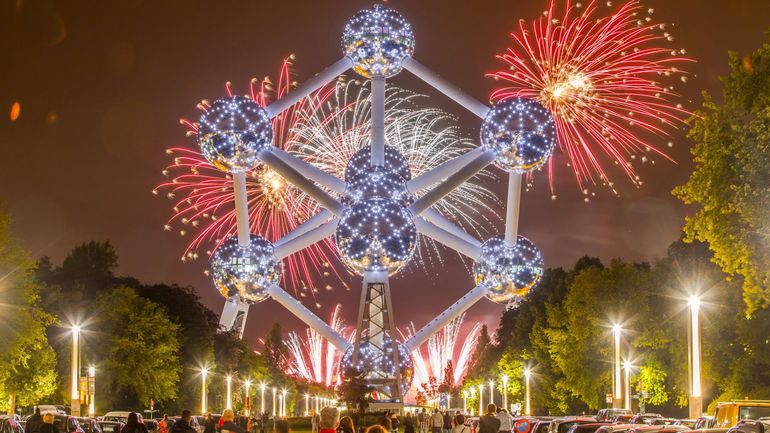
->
480 98 556 173
198 96 273 173
342 4 415 78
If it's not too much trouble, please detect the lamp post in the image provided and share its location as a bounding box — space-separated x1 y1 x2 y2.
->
524 369 531 416
88 367 95 417
479 383 484 416
305 394 310 416
201 368 208 415
315 395 319 414
488 380 494 406
226 375 232 410
245 380 251 416
71 326 81 417
282 389 287 417
470 387 476 416
612 324 622 408
260 383 266 414
502 375 509 411
272 387 277 417
623 362 631 411
463 390 468 414
689 296 703 419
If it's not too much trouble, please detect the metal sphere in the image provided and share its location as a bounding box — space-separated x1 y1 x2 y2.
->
342 4 415 78
335 198 417 275
210 234 281 304
344 145 411 182
197 95 273 173
345 166 411 206
480 98 556 173
340 339 414 397
473 234 544 305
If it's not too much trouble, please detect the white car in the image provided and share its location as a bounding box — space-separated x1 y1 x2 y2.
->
102 413 143 424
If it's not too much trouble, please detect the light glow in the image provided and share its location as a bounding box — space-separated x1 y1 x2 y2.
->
690 296 701 397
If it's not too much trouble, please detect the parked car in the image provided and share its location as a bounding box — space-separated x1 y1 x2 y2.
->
714 401 770 429
36 406 68 415
694 417 716 430
597 411 633 423
727 420 770 433
626 425 690 433
672 420 696 429
0 417 25 433
629 415 663 425
549 418 600 433
532 421 553 433
648 419 678 427
613 416 634 425
97 421 125 433
52 415 84 433
102 413 143 424
77 418 102 433
567 423 614 433
595 424 634 433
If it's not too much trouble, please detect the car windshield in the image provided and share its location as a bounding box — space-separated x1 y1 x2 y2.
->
561 422 589 433
103 418 125 423
740 407 770 421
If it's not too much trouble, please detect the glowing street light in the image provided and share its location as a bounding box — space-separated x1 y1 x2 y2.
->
470 387 476 416
478 383 484 414
260 383 266 414
244 380 251 416
201 368 208 415
612 324 622 408
88 367 95 417
226 375 233 410
305 393 310 416
282 389 287 417
623 362 632 410
689 296 703 418
463 390 468 414
489 380 494 406
524 369 531 416
272 387 277 416
71 326 81 417
502 375 509 411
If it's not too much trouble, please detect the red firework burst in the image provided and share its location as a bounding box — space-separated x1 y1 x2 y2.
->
155 56 347 297
490 0 693 194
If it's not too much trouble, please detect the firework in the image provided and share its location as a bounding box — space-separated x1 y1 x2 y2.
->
285 304 349 387
289 79 501 270
490 0 692 193
155 57 345 296
406 313 481 389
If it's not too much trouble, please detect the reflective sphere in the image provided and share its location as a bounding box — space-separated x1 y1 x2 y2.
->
210 234 281 304
340 339 414 397
198 96 273 172
342 4 415 78
473 235 544 305
480 98 556 173
345 166 410 206
335 198 417 275
344 145 411 182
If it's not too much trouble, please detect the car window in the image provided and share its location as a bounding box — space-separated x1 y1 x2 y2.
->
560 423 578 433
740 407 770 421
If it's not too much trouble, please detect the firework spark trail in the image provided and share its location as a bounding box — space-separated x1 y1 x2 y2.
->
290 80 502 270
155 57 346 296
285 304 350 386
490 0 692 194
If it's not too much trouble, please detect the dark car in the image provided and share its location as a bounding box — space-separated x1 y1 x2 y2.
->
567 423 614 433
53 416 84 433
97 421 125 433
77 418 102 433
727 420 770 433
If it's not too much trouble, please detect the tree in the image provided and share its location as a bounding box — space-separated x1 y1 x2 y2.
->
92 286 182 410
263 322 289 376
0 209 58 413
673 36 770 312
337 367 370 415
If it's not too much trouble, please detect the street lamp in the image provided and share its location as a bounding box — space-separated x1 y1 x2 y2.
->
623 362 632 411
260 383 266 414
282 389 287 417
478 383 484 414
272 387 277 416
71 326 81 417
524 369 531 416
463 390 468 414
470 387 476 416
305 393 310 416
88 367 95 417
201 368 208 415
245 380 251 416
689 296 703 419
612 324 622 408
502 375 509 411
489 380 494 406
226 375 232 410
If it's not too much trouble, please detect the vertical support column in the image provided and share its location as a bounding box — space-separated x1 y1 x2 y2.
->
371 76 386 167
504 173 522 247
219 296 250 338
232 171 251 247
382 277 403 399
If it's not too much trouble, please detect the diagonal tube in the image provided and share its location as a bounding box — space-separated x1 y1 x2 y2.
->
402 56 490 119
259 149 345 215
505 173 523 247
267 284 349 351
275 209 332 246
265 57 352 118
407 147 488 194
408 150 496 216
404 284 487 352
422 208 482 248
268 148 347 194
273 219 338 259
414 217 481 259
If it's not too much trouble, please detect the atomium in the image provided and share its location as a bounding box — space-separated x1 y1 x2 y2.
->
473 234 544 305
335 198 417 275
342 4 415 78
345 166 411 206
340 338 414 396
210 234 281 304
480 98 556 173
344 145 412 182
198 95 273 173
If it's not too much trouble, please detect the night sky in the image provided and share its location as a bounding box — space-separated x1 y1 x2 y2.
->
2 0 769 347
